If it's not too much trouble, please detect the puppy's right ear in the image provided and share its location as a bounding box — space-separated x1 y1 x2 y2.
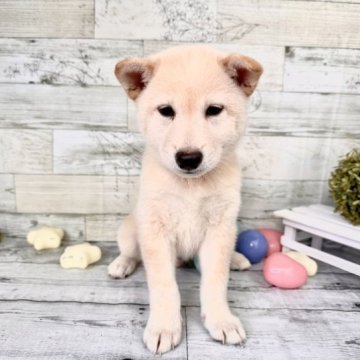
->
114 58 156 101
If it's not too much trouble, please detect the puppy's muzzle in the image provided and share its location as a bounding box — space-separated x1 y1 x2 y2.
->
175 150 203 171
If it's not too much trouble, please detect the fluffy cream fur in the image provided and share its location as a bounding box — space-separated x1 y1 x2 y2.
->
108 45 262 354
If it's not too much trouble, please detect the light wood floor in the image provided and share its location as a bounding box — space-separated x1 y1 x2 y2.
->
1 237 359 359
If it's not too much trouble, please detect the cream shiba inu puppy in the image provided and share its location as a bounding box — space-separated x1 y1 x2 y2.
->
108 46 262 354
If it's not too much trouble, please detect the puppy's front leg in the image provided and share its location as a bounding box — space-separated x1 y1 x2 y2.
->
199 222 246 345
140 225 182 354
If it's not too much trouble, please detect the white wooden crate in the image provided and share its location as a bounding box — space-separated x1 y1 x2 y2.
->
274 204 360 276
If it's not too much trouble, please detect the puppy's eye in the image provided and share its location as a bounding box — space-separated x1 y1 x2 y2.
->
205 105 224 117
158 105 175 118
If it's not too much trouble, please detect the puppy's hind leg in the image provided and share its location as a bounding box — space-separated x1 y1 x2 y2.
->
108 214 140 278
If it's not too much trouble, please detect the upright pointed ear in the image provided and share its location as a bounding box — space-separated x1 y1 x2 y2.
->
114 58 156 101
221 54 263 96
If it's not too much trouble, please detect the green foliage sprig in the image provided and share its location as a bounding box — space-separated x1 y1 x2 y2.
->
329 149 360 226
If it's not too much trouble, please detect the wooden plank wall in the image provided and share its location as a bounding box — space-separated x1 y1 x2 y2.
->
0 0 359 241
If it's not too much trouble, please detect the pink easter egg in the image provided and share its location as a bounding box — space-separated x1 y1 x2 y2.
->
263 253 308 289
258 228 283 256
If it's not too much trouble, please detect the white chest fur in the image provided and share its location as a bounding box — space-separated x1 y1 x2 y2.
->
137 153 242 259
148 191 237 260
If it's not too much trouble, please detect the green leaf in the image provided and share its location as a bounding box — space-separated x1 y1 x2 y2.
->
328 149 360 226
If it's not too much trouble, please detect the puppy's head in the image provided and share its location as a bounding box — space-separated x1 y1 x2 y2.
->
115 46 262 178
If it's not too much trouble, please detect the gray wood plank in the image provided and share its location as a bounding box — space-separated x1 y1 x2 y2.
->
15 175 139 214
0 84 127 130
0 213 85 242
53 130 144 175
0 129 52 173
95 0 217 42
0 174 15 212
0 240 358 359
284 47 360 94
144 41 284 91
0 237 115 264
0 262 359 310
186 306 360 360
0 0 94 38
0 38 143 86
0 300 187 360
248 91 360 138
2 237 356 275
217 0 360 48
85 214 123 242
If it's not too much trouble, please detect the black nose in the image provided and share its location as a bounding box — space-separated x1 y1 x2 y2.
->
175 150 203 171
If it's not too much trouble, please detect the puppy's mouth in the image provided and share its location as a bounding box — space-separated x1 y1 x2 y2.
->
175 167 208 178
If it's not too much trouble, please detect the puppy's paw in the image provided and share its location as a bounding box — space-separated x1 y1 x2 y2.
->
107 255 137 278
143 314 182 354
203 312 246 345
230 252 251 271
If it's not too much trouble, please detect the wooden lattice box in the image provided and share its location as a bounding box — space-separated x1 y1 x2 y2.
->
275 204 360 276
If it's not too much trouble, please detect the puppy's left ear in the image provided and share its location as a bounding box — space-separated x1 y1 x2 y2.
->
221 54 263 96
114 58 156 101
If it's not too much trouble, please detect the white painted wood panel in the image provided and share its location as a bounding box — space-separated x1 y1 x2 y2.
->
53 130 144 175
15 175 139 214
127 99 139 132
284 47 360 94
144 41 284 91
85 214 123 242
0 38 143 86
240 179 327 220
0 84 127 130
306 0 360 3
217 0 360 48
12 171 330 222
0 0 94 38
96 0 217 42
52 130 359 180
0 213 85 241
0 174 15 212
323 138 360 179
248 91 360 138
96 0 360 48
307 0 360 2
240 137 360 181
1 301 187 360
0 130 52 173
128 90 360 137
2 85 358 136
186 307 360 360
237 217 283 232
